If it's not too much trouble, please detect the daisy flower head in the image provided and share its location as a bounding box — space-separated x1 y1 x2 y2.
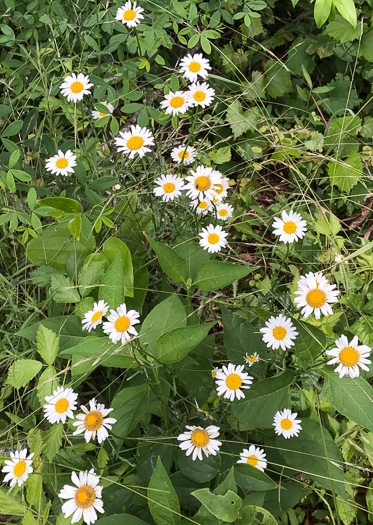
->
177 425 221 461
199 224 228 254
45 150 77 177
184 165 221 201
272 209 307 244
114 124 154 159
213 174 229 200
82 300 109 332
102 303 140 344
273 409 302 439
73 398 117 444
188 81 215 109
190 198 212 215
335 254 345 264
171 145 197 165
59 469 104 525
211 366 219 378
260 314 298 351
153 174 185 202
44 386 78 425
179 53 211 82
245 352 260 367
2 449 34 487
237 445 267 472
216 202 234 221
326 335 371 379
115 1 144 28
60 73 93 103
294 271 339 320
160 90 190 116
92 102 114 120
215 363 253 401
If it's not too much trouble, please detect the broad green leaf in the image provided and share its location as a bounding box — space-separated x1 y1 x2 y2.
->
239 505 277 524
322 79 361 115
264 60 292 99
157 322 216 364
6 359 42 389
38 197 82 215
98 253 126 309
95 516 149 525
37 366 59 404
324 14 361 42
148 457 181 525
37 325 59 365
51 274 80 303
333 0 357 27
68 214 82 241
22 510 37 525
178 449 221 483
9 168 32 182
43 423 64 461
193 261 254 291
27 468 43 505
293 320 326 369
148 237 187 284
209 146 231 164
27 428 45 458
226 100 260 139
111 384 149 439
234 464 276 492
360 29 373 62
173 240 210 282
0 488 24 514
328 152 363 195
101 237 134 297
314 0 333 28
78 259 107 297
2 120 23 137
192 489 241 522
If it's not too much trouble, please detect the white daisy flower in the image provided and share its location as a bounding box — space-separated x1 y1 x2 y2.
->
102 303 140 344
179 53 211 82
171 145 197 165
2 449 34 488
211 194 224 205
82 301 109 332
211 367 219 378
188 81 215 109
44 386 78 425
237 445 267 472
335 254 345 263
45 150 77 176
199 224 228 254
190 198 212 215
260 314 298 351
160 90 190 116
273 409 302 439
153 174 185 202
245 352 260 367
216 202 234 221
73 398 117 444
184 165 221 201
60 73 93 103
59 469 104 525
215 363 253 401
177 425 221 461
294 271 339 320
115 1 144 28
213 174 229 200
114 124 154 159
326 335 371 379
272 210 307 244
92 102 114 120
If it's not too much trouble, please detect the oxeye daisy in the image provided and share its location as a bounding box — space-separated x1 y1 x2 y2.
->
102 303 140 344
171 145 196 165
213 174 229 199
153 174 185 202
115 1 144 28
237 445 267 472
272 210 307 244
215 363 253 401
114 124 154 159
216 202 234 221
59 469 104 525
45 150 77 176
273 409 302 439
160 90 190 116
294 271 339 319
92 102 114 120
44 386 78 425
179 53 211 82
82 301 109 332
177 425 221 461
2 449 34 487
184 165 221 201
60 73 93 103
335 254 345 263
260 314 298 351
190 198 211 215
188 81 215 109
211 367 219 378
73 399 117 444
326 335 371 379
199 224 228 254
245 352 260 367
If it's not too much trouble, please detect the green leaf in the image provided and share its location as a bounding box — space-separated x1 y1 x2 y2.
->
9 149 20 168
240 505 277 524
9 168 32 182
27 468 43 505
78 259 107 297
51 274 80 303
1 120 23 137
0 104 11 116
37 325 59 365
360 29 373 62
226 100 259 139
0 488 24 514
293 320 326 369
178 449 221 483
173 240 210 282
37 366 59 404
38 197 82 215
99 253 126 309
263 60 292 99
157 322 216 364
328 151 363 195
95 115 111 127
68 214 82 241
322 79 361 115
43 423 64 461
148 237 187 284
101 237 134 297
148 457 181 525
209 146 231 164
333 0 357 28
192 489 241 522
22 510 38 525
95 516 150 525
6 359 42 389
111 384 149 439
234 464 276 492
27 428 45 457
324 14 361 42
314 0 332 28
193 261 254 291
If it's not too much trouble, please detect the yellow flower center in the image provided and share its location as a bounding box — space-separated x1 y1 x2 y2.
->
123 9 136 20
207 233 219 245
215 183 224 194
127 136 144 151
191 429 209 447
339 347 360 367
211 370 217 377
283 221 297 234
246 455 258 467
273 327 287 340
189 61 201 72
212 196 219 203
198 201 208 209
55 398 69 413
306 289 327 308
178 150 189 159
115 315 130 333
74 486 96 509
225 373 242 390
71 81 84 94
84 411 104 431
219 209 228 217
99 112 107 117
195 175 211 191
163 182 175 193
170 96 184 109
246 355 257 362
56 158 68 169
13 461 26 477
280 418 292 430
193 90 206 102
91 311 102 323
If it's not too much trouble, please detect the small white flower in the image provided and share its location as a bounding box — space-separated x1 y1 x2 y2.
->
115 1 144 28
160 90 191 116
153 174 185 202
184 165 221 201
294 271 339 320
272 210 307 244
213 174 229 200
177 425 221 461
171 145 196 165
188 81 215 108
59 469 104 525
190 198 211 215
245 352 260 367
60 73 93 103
102 303 140 344
260 314 298 351
326 335 371 379
2 449 34 487
211 367 219 378
199 224 228 253
335 254 345 263
237 445 267 472
73 398 117 444
216 202 234 221
273 409 302 439
45 149 77 176
92 102 114 120
179 53 211 82
82 301 109 332
215 363 253 401
115 124 154 159
44 386 78 424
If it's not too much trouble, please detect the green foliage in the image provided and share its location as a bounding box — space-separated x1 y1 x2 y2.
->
148 457 181 525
